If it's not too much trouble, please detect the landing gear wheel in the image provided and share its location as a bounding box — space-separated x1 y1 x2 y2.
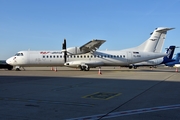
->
133 66 137 69
85 66 90 71
80 66 90 71
16 68 21 71
129 66 133 69
80 66 84 71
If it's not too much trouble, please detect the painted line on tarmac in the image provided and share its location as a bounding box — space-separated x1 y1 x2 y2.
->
66 104 180 120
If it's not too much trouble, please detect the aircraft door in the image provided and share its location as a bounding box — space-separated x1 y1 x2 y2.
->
127 51 133 64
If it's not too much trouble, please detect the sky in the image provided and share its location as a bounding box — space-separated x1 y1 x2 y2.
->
0 0 180 59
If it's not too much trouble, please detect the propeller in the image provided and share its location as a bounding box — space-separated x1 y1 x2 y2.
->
62 38 67 63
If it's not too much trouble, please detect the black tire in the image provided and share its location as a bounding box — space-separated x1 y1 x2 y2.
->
8 67 13 70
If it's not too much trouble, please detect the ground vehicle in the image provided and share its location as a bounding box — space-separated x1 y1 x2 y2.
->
0 60 13 70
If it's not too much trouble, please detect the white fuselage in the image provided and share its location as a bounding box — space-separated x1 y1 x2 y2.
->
133 58 163 66
6 50 167 68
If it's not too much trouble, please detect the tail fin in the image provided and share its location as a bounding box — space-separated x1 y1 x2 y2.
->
132 27 174 52
162 46 176 63
166 46 176 59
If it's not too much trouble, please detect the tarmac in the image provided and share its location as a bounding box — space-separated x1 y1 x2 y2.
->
0 66 180 120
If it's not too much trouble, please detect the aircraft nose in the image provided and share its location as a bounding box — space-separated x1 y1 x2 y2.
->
6 57 13 65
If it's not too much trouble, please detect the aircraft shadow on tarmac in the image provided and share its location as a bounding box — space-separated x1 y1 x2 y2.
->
0 75 180 119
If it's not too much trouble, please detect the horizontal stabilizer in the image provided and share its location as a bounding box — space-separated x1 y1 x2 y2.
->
156 28 175 33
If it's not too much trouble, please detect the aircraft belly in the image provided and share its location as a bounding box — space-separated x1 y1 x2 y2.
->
102 59 128 66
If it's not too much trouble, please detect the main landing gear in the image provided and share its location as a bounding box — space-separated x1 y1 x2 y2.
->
80 65 90 71
15 66 25 71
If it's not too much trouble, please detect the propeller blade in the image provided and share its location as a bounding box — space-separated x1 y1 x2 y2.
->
62 39 67 63
62 39 66 50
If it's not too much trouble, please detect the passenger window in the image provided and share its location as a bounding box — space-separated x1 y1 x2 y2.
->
123 55 125 58
50 56 52 58
43 56 45 58
53 55 55 58
57 56 59 58
47 56 49 58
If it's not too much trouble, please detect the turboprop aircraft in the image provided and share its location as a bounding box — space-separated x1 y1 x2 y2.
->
128 46 176 69
6 27 174 71
6 39 106 71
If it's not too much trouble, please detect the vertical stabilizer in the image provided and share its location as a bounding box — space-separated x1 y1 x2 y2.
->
162 46 176 64
133 27 174 52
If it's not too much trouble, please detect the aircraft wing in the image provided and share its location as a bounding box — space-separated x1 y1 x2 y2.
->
79 39 106 52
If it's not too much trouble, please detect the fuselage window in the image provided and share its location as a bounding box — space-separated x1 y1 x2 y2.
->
120 55 122 58
123 55 125 58
57 55 59 58
60 55 62 58
43 56 45 58
80 55 82 58
111 55 113 58
74 55 76 58
87 55 89 58
91 55 93 58
47 56 49 58
77 55 79 58
114 55 116 58
50 56 52 58
94 55 96 58
53 55 55 58
84 55 86 58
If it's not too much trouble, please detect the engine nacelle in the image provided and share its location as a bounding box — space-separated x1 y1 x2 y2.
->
67 47 86 55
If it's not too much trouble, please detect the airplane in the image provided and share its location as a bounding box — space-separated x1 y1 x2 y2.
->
165 52 180 67
6 27 174 71
128 46 176 69
6 39 106 71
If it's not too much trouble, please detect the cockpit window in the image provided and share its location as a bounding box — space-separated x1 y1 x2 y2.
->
15 53 24 56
